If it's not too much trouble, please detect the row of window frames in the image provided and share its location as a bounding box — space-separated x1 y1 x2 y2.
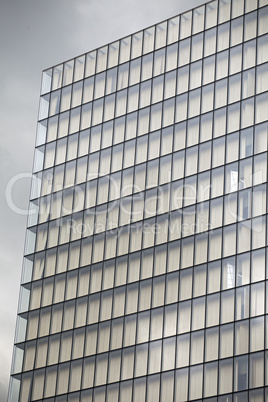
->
169 57 268 95
29 199 268 270
13 363 268 402
39 59 268 126
39 32 268 122
63 96 267 149
38 91 268 152
17 328 268 397
31 153 268 220
25 220 186 275
18 238 179 311
19 284 264 348
41 0 249 92
43 88 268 150
15 263 268 341
11 375 268 402
28 197 268 268
15 320 268 399
24 232 268 294
32 146 266 215
36 119 266 180
26 232 268 308
24 214 264 275
32 193 266 257
16 317 268 381
38 91 267 149
39 66 268 149
82 91 268 132
37 62 268 148
26 248 264 330
21 281 266 345
45 12 186 93
43 40 268 135
34 123 267 183
32 184 268 253
15 392 268 402
43 1 268 94
22 244 268 310
27 193 266 259
44 4 212 93
17 314 266 392
29 137 243 215
35 150 268 208
111 91 268 133
16 280 268 349
31 219 267 286
24 218 260 285
23 249 268 316
33 152 267 235
18 274 268 347
25 222 268 296
21 214 265 283
42 16 268 110
39 90 268 156
44 38 225 109
19 242 173 311
22 212 264 288
36 114 266 173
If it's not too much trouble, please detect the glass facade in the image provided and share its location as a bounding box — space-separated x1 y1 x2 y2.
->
9 0 268 400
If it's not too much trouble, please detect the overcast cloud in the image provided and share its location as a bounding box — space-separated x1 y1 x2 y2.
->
0 0 204 399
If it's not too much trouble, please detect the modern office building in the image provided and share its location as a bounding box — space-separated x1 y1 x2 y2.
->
8 0 268 400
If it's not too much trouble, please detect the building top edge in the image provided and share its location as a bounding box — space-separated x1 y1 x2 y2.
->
42 0 217 73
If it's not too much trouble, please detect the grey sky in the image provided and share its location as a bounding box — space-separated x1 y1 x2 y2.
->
0 0 205 399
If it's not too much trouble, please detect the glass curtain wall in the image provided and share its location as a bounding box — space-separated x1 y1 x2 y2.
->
9 0 268 401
